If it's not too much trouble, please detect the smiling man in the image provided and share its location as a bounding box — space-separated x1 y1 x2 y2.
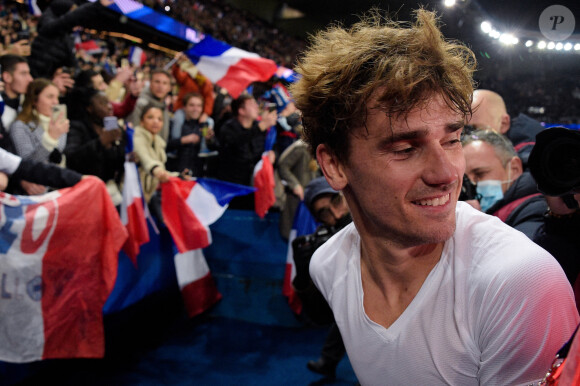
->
290 9 579 385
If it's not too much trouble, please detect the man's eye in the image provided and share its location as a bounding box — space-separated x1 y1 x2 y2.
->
393 147 415 155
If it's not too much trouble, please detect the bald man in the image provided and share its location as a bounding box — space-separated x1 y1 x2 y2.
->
469 89 545 167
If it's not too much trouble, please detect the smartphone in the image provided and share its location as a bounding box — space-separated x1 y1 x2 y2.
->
17 30 30 41
51 104 67 122
103 116 118 131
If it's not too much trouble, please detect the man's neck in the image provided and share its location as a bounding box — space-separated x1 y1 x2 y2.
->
4 89 19 100
237 116 253 129
359 237 444 328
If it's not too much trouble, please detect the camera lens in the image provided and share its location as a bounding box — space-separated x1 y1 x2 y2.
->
529 127 580 196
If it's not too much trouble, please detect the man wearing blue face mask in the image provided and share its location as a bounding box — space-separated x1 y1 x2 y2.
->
462 129 548 239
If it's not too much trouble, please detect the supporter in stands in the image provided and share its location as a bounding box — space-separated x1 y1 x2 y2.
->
534 194 580 307
289 9 578 384
296 177 349 379
462 129 547 239
0 146 81 193
9 78 69 195
133 104 178 204
468 89 545 167
64 87 125 206
73 68 140 120
28 0 113 80
128 69 172 142
216 94 277 186
170 53 215 140
0 54 33 131
277 139 319 240
166 92 217 176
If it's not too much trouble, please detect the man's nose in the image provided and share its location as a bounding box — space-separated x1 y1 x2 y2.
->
423 145 457 186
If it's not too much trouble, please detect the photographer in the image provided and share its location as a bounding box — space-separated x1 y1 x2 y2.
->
528 127 580 309
292 177 351 379
462 129 547 239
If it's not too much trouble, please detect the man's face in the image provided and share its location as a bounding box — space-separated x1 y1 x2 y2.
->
330 93 465 248
5 62 33 95
184 96 203 120
150 73 171 100
91 74 108 92
239 98 259 121
88 92 113 120
463 140 511 193
311 193 349 227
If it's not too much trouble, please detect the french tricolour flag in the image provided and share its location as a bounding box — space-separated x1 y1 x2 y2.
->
0 177 126 363
120 162 149 265
185 35 278 98
253 153 276 219
161 177 255 317
128 46 147 67
282 201 317 315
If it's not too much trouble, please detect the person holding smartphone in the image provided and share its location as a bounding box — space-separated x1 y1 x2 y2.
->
8 78 69 195
64 87 126 206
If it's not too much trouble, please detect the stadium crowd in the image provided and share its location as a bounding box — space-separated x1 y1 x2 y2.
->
0 0 579 381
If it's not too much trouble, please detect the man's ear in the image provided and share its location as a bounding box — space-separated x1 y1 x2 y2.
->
508 156 523 180
499 113 511 134
2 71 12 85
316 144 348 191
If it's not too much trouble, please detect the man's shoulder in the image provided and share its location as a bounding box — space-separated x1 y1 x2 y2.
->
454 202 556 277
310 223 358 277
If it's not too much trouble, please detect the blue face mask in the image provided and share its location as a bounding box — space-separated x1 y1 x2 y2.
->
475 160 513 213
476 180 504 212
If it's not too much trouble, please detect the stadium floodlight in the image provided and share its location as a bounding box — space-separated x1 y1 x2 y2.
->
575 43 580 51
525 40 533 47
490 29 501 39
443 0 456 7
555 42 563 50
547 42 555 50
564 43 572 51
499 33 517 45
481 21 492 34
538 41 547 49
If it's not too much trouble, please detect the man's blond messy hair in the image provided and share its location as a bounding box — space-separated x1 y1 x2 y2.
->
290 8 477 161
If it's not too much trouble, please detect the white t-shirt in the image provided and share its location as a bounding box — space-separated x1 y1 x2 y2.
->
310 202 579 386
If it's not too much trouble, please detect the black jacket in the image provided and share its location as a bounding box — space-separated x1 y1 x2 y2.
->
216 118 266 186
486 171 548 239
29 1 110 78
534 213 580 289
507 114 545 169
64 119 126 184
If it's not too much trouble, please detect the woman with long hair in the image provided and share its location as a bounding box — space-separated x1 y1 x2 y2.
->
9 78 69 166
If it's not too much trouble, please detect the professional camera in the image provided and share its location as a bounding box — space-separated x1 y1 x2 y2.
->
528 126 580 208
291 215 351 325
459 174 480 202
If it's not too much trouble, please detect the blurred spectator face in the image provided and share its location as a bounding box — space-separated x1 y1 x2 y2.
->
88 92 113 120
150 72 171 100
4 62 33 96
35 84 60 116
141 106 164 135
311 193 349 227
91 74 108 92
463 140 518 193
239 97 259 121
184 96 203 120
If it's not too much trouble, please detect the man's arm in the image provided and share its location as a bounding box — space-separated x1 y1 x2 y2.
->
476 249 579 385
